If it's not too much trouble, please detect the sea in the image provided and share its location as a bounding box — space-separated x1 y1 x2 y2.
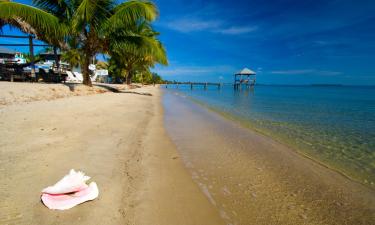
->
164 84 375 187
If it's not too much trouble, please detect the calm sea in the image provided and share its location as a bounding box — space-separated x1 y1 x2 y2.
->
165 84 375 186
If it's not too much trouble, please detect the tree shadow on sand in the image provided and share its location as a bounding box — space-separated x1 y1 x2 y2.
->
62 83 153 96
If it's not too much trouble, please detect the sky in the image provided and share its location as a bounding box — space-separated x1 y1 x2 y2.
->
1 0 375 85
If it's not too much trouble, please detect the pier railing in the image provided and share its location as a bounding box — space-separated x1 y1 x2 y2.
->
164 82 222 90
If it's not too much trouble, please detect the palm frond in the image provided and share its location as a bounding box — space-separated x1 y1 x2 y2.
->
61 48 81 67
107 19 167 66
108 0 157 28
0 1 65 39
110 35 167 65
72 0 113 32
32 0 68 18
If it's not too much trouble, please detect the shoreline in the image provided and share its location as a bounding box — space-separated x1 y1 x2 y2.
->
0 84 224 224
163 89 375 225
134 88 224 225
189 96 375 190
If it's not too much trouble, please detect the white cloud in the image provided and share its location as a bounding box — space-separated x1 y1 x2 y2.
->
319 71 343 76
216 26 258 35
165 19 221 33
271 69 342 76
153 65 235 76
163 18 256 35
271 69 315 75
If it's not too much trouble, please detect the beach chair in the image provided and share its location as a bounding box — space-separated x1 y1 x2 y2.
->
91 72 98 82
73 72 84 82
66 71 78 82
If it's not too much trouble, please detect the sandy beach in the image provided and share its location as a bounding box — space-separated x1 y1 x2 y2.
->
0 83 223 225
1 82 374 225
1 0 374 224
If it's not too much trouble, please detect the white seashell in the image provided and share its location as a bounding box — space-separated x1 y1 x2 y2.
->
41 182 99 210
42 169 91 194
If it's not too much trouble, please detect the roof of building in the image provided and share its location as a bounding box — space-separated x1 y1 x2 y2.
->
0 47 17 55
236 68 256 75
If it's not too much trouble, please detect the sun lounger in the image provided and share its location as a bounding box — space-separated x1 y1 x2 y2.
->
91 72 98 82
66 71 78 82
73 72 84 82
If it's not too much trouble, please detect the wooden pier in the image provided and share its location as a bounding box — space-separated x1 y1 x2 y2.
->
165 82 222 90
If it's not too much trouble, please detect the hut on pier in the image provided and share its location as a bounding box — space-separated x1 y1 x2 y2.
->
234 68 256 89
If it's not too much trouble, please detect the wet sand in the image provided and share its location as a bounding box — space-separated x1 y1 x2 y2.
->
164 90 375 225
0 84 224 225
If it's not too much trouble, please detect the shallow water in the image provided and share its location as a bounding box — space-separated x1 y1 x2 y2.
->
164 85 375 186
163 89 375 225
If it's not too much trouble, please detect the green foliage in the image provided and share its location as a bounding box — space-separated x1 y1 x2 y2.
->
151 72 163 83
108 56 164 84
107 20 168 84
131 71 163 84
0 0 66 43
0 0 168 86
61 49 81 68
23 52 41 63
96 61 108 70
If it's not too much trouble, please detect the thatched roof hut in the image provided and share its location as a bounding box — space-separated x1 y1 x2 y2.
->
235 68 256 75
234 68 256 89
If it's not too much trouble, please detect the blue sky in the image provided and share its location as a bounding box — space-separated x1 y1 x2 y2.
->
1 0 375 85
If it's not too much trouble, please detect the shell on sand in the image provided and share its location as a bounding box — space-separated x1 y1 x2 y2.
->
41 182 99 210
42 169 90 194
41 169 99 210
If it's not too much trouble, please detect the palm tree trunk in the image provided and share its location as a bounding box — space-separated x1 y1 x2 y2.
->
82 54 92 86
126 71 133 85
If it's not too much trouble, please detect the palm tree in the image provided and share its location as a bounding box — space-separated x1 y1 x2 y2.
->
0 0 161 86
108 21 167 84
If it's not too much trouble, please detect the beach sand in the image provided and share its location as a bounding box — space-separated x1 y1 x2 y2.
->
1 82 374 225
0 83 224 225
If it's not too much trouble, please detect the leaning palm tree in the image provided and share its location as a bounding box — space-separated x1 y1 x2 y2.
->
0 0 160 86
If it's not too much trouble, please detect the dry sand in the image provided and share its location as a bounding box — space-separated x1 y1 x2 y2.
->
0 82 110 106
0 82 224 225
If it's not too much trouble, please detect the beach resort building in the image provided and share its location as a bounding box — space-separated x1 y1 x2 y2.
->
0 47 16 64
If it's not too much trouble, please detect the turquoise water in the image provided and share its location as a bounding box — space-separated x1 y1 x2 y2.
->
165 85 375 186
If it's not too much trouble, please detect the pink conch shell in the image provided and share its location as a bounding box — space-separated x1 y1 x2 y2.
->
42 169 90 194
41 182 99 210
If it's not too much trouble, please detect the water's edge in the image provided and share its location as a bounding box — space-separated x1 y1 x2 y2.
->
162 89 375 225
181 92 374 190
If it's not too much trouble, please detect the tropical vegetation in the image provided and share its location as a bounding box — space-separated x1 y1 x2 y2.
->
0 0 167 86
